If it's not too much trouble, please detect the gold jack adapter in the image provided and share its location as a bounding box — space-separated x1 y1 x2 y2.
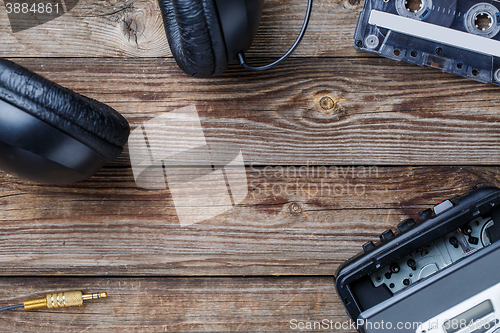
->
23 291 107 310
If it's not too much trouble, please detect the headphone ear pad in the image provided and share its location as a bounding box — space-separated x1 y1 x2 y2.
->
0 58 130 183
158 0 229 78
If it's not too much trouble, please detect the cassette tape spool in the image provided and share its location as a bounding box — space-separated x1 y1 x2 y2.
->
354 0 500 85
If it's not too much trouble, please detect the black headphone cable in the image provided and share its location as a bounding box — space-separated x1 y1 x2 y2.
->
237 0 314 71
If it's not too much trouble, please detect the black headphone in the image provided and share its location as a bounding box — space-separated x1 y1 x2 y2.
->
0 0 313 183
159 0 313 77
0 58 130 184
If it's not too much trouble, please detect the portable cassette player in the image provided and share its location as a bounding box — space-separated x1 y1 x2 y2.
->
335 185 500 333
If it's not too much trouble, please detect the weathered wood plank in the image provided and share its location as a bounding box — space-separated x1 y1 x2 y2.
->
0 0 362 58
1 166 498 276
0 276 351 332
3 57 500 165
3 0 495 330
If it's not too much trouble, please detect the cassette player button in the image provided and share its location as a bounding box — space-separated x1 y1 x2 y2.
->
363 241 375 252
419 208 435 222
397 218 416 233
379 229 395 242
433 200 454 216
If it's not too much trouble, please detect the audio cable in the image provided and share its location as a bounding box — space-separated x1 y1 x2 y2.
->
237 0 314 71
0 291 107 313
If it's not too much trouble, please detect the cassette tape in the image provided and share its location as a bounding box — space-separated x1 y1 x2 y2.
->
335 185 500 333
354 0 500 85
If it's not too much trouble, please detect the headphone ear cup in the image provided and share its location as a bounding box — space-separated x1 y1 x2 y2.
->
0 58 130 183
158 0 229 78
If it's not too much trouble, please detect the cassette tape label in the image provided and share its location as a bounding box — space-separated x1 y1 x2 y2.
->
354 0 500 84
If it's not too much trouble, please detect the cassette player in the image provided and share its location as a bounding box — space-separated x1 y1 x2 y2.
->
335 185 500 333
354 0 500 85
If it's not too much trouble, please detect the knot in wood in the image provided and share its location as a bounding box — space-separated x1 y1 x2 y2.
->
319 96 335 110
289 203 302 215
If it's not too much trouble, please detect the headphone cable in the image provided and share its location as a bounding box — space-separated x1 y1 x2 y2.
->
237 0 313 71
0 304 24 312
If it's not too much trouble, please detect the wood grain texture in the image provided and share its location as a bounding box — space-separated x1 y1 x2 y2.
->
0 0 362 58
2 0 500 330
3 57 500 165
0 277 350 332
1 166 499 276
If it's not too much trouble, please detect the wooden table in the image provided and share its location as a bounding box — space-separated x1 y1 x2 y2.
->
1 0 500 331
